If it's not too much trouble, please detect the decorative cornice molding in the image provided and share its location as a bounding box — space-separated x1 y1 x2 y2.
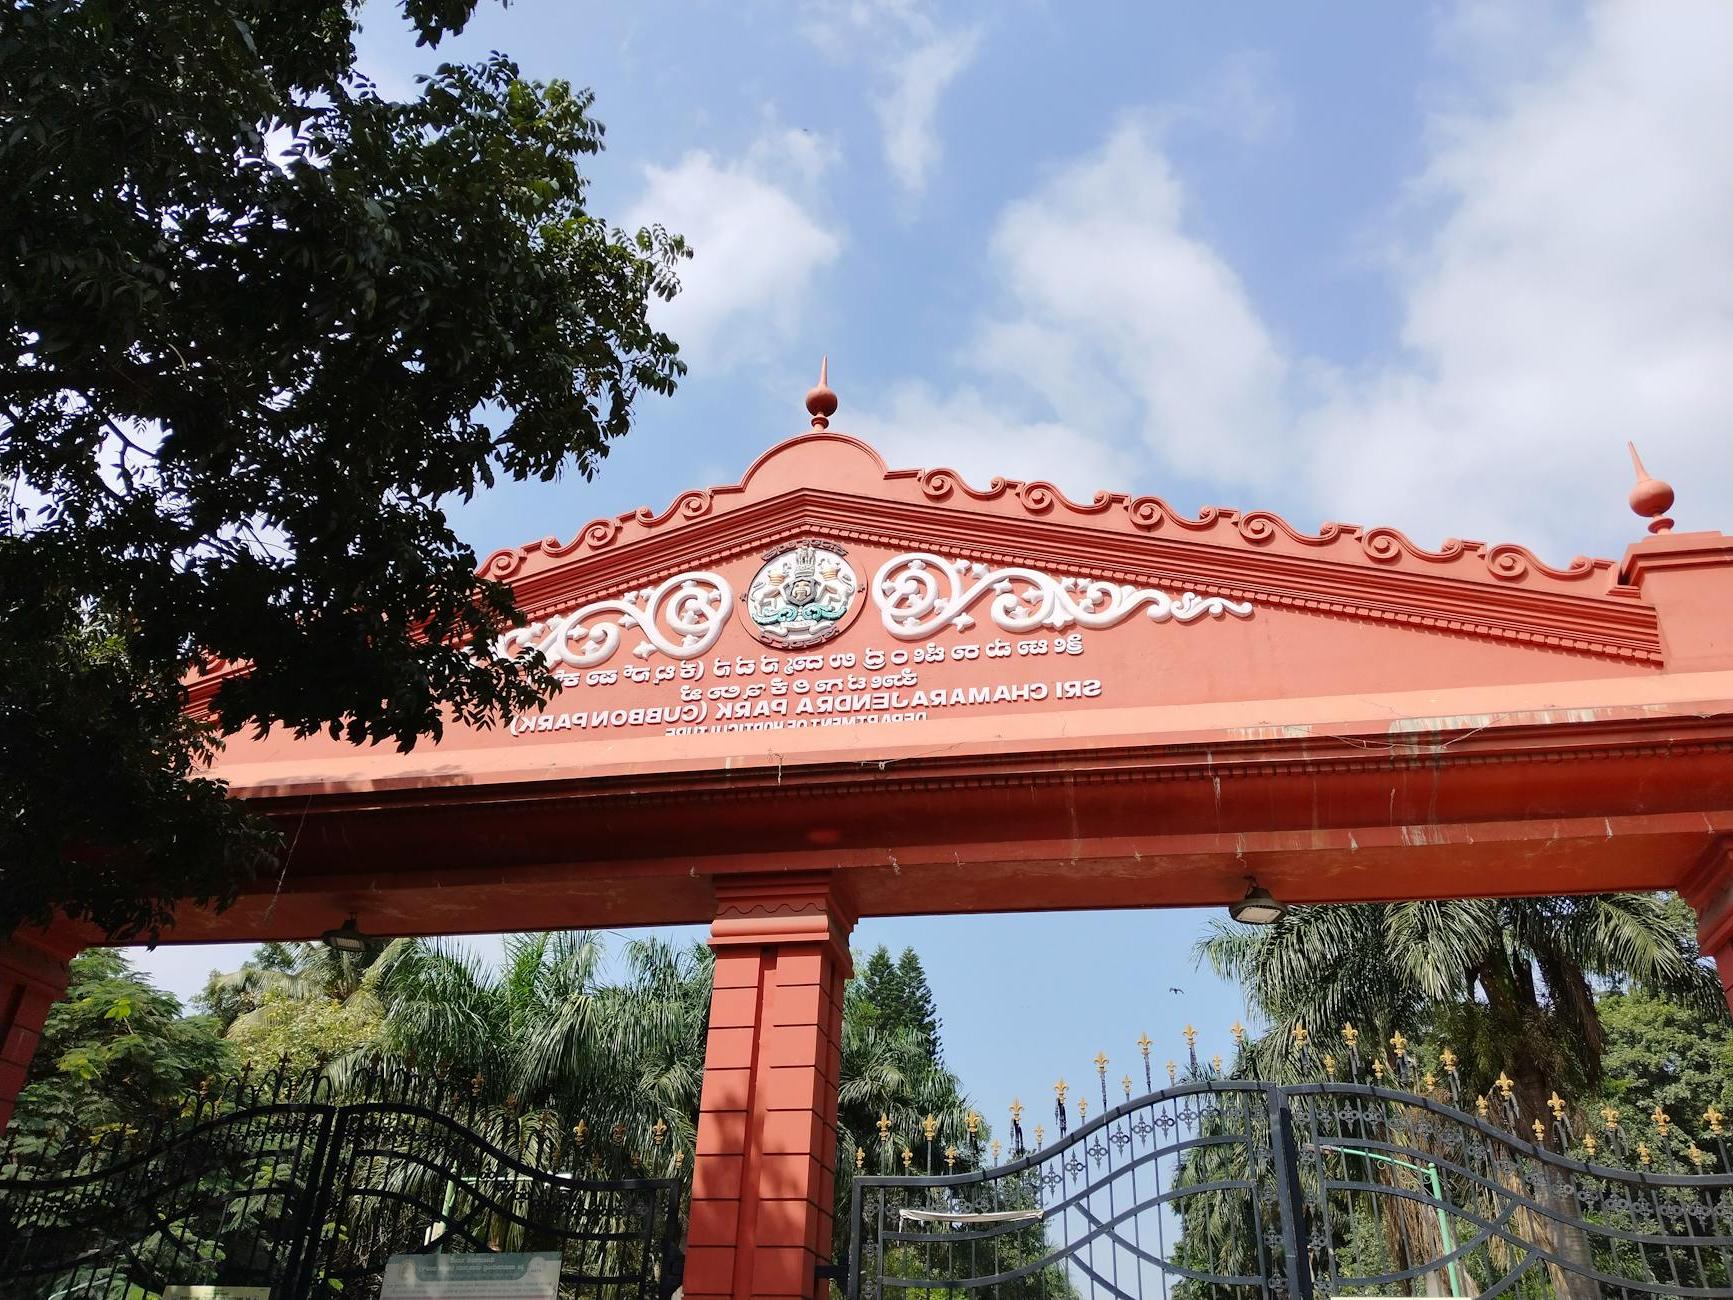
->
492 495 1660 668
481 433 1618 592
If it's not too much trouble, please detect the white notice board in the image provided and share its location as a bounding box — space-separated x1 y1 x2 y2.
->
379 1253 562 1300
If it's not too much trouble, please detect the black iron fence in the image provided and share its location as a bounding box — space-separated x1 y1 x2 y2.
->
0 1064 684 1300
848 1080 1733 1298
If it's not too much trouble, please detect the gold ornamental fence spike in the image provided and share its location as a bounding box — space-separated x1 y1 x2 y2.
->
1078 1098 1088 1121
1211 1054 1223 1074
1230 1020 1246 1045
1009 1098 1023 1124
1602 1105 1621 1132
1138 1032 1153 1058
902 1148 914 1170
1166 1060 1177 1084
1439 1046 1458 1072
1341 1022 1359 1047
922 1113 939 1141
1323 1054 1337 1078
1688 1142 1706 1168
1183 1025 1198 1046
1389 1031 1407 1057
1583 1133 1598 1158
1054 1078 1069 1104
1637 1142 1652 1167
1532 1118 1546 1143
990 1138 1002 1163
1370 1058 1385 1080
965 1109 981 1137
945 1145 957 1170
1422 1071 1437 1091
877 1111 891 1139
1706 1105 1725 1136
855 1146 865 1170
1094 1051 1109 1076
1475 1097 1490 1119
1034 1124 1045 1147
1122 1074 1133 1099
1495 1071 1514 1097
1652 1105 1671 1134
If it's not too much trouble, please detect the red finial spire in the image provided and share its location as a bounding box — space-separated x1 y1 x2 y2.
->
1627 442 1675 535
805 356 838 429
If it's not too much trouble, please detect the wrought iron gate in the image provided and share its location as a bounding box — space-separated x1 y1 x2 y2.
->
0 1067 684 1300
848 1080 1733 1298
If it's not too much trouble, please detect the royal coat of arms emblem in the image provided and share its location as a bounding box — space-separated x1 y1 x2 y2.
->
744 542 860 647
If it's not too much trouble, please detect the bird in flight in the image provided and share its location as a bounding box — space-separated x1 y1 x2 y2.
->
1167 986 1185 995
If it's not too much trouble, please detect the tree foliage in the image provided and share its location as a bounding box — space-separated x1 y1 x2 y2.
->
8 948 231 1151
1196 893 1724 1114
0 0 687 942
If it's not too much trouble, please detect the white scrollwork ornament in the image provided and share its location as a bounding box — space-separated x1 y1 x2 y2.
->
496 572 732 668
872 552 1253 640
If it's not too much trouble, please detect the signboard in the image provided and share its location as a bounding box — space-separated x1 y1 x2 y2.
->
495 542 1253 744
163 1290 274 1300
379 1253 561 1300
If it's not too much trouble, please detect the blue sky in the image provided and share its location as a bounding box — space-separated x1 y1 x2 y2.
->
129 0 1731 1136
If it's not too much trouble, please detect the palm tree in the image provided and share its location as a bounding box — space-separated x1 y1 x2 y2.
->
197 936 389 1036
1196 892 1727 1300
1197 893 1722 1109
363 931 710 1176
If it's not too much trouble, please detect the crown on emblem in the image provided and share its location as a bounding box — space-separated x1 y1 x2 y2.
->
788 545 819 583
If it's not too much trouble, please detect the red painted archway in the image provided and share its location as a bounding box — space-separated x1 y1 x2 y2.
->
4 423 1731 1299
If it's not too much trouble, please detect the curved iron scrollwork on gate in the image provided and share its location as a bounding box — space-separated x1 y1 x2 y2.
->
848 1081 1733 1298
0 1065 684 1300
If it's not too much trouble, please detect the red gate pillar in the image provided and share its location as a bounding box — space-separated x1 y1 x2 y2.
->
684 873 853 1300
0 931 79 1131
1683 840 1733 1011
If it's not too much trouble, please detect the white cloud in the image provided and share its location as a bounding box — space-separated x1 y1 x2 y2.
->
979 122 1294 487
851 383 1134 501
1301 0 1733 550
859 1 1733 560
802 2 982 202
625 131 842 371
877 24 983 197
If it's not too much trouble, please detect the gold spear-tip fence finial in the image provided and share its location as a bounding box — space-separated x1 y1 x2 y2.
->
1230 1020 1246 1046
1094 1051 1109 1076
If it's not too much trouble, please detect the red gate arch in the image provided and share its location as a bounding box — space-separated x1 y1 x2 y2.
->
4 391 1730 1299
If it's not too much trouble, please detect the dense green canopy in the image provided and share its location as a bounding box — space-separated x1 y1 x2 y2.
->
1 0 686 942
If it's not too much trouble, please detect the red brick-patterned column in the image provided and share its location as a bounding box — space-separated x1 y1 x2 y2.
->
0 930 80 1131
1683 839 1733 1012
684 873 853 1300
